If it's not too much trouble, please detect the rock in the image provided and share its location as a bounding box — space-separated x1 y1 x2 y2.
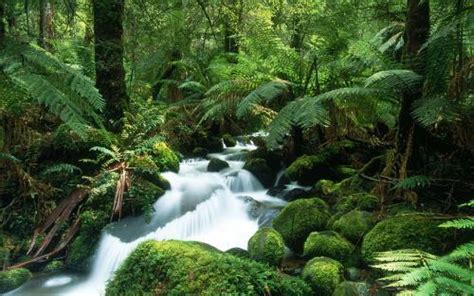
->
0 268 32 293
361 213 455 262
334 193 378 213
204 136 223 153
303 231 355 263
332 281 370 296
331 211 376 244
105 240 311 295
257 208 279 227
302 257 344 296
345 267 363 281
248 228 285 266
237 196 265 219
191 147 209 158
222 134 236 147
225 248 250 259
151 141 180 172
207 158 230 172
245 147 283 172
266 186 312 202
43 260 64 273
243 158 275 187
273 198 330 252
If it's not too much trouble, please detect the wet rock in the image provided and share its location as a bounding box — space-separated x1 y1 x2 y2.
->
207 158 229 172
243 158 275 187
266 186 312 202
333 281 370 296
191 147 209 158
257 208 279 227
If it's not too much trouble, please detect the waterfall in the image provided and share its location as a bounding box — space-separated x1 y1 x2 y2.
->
9 141 285 296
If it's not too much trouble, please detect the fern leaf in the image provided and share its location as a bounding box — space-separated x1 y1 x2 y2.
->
236 79 289 118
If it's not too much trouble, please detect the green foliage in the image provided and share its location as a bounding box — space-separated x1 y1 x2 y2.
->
303 231 355 263
248 227 285 266
331 210 376 244
106 240 311 295
0 268 32 293
151 141 180 173
393 175 431 191
302 257 344 296
334 193 379 213
361 214 455 263
66 235 95 272
273 198 330 252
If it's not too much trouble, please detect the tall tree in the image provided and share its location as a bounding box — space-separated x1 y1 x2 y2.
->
394 0 430 182
93 0 129 132
38 0 53 50
0 0 5 47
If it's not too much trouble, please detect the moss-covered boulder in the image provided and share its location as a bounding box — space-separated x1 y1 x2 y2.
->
243 158 275 187
286 155 339 186
273 198 330 252
0 268 32 293
302 257 343 296
43 260 64 273
303 231 355 263
332 281 370 296
225 247 250 259
362 213 454 262
222 134 237 147
248 227 285 266
334 193 378 213
106 240 311 295
191 147 209 158
331 211 376 244
152 141 180 172
207 158 230 172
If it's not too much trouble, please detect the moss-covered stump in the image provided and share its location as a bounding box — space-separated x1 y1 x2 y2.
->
331 211 376 244
0 268 32 293
207 158 230 172
222 134 236 147
302 257 343 296
248 227 285 266
106 240 311 295
273 198 330 252
303 231 355 263
191 147 209 158
361 213 455 262
243 158 275 187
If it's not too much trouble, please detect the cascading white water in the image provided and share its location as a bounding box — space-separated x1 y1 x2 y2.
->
9 141 284 296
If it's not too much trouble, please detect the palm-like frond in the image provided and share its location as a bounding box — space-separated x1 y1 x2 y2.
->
365 70 423 94
236 79 289 118
411 96 460 128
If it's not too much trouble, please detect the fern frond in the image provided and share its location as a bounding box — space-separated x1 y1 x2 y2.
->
412 96 459 128
365 70 423 94
236 79 289 118
393 175 431 190
41 163 82 176
439 218 474 230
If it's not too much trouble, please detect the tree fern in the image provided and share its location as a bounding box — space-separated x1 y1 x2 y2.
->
364 70 423 95
236 79 289 118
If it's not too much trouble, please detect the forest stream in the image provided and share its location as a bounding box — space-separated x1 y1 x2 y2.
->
8 140 292 295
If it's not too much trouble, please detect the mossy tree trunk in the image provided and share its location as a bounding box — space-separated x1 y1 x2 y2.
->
93 0 129 132
38 0 53 50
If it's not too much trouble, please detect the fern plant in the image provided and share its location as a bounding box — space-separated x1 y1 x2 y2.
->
373 200 474 295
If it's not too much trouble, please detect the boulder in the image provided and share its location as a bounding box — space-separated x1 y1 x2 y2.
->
302 257 344 296
273 198 330 252
248 228 285 266
191 147 209 158
207 158 229 172
303 231 355 263
106 240 311 295
222 134 236 147
332 281 370 296
331 211 376 244
0 268 32 293
243 158 275 187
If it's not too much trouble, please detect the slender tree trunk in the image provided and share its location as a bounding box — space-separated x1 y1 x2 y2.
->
38 0 53 50
394 0 430 185
93 0 129 132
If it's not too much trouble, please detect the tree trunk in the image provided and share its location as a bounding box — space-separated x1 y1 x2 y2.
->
224 24 238 53
394 0 430 185
93 0 129 132
38 0 53 50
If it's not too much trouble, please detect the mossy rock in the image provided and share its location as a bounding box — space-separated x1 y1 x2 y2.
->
207 158 230 172
191 147 209 158
204 136 224 153
331 211 376 244
43 260 64 273
245 147 283 172
314 179 340 196
225 248 250 259
243 158 275 187
0 268 32 293
302 257 344 296
332 281 370 296
273 198 331 252
335 166 358 178
106 240 311 295
361 213 455 262
334 193 378 213
303 231 355 263
248 227 285 266
286 155 338 186
66 235 96 272
222 134 237 147
151 141 180 172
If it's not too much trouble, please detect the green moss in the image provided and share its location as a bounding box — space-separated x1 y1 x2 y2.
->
191 147 209 158
152 141 180 172
222 134 236 147
273 198 330 252
243 158 274 187
335 166 358 178
331 210 376 244
333 281 370 296
361 213 455 262
0 268 32 293
303 231 354 263
66 235 95 272
248 227 285 266
302 257 343 296
334 193 378 213
106 240 311 295
207 158 230 172
314 179 339 196
43 260 64 273
225 248 250 259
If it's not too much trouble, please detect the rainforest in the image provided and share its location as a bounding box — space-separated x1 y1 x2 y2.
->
0 0 473 295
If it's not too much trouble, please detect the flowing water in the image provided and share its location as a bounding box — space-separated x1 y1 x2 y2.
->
8 141 286 296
